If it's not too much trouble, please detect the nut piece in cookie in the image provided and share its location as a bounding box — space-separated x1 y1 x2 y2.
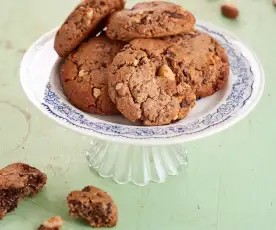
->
106 1 195 41
108 39 197 126
163 30 229 99
60 35 125 115
67 186 118 228
0 163 47 220
221 3 239 19
54 0 125 57
38 216 63 230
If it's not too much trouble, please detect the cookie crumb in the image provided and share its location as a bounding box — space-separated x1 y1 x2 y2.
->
221 3 239 19
38 216 63 230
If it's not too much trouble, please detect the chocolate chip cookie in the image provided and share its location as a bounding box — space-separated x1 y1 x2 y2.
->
54 0 125 57
60 35 125 115
106 1 195 41
163 30 229 98
67 186 118 228
108 39 196 126
0 163 47 220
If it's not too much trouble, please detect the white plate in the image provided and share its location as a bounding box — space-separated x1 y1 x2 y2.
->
20 21 265 146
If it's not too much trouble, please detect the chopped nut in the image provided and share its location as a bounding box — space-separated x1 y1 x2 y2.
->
38 216 63 230
221 3 239 19
78 69 86 77
133 59 139 66
178 96 184 102
93 88 101 98
132 15 141 23
178 108 190 119
209 55 216 65
146 16 152 22
86 8 94 19
173 114 179 120
157 64 175 81
83 8 94 25
115 83 124 90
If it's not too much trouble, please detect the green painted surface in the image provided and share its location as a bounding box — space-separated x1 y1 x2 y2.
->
0 0 275 229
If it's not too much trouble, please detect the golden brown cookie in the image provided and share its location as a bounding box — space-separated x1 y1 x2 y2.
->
67 186 118 228
0 163 47 220
163 30 229 98
108 39 196 126
54 0 125 57
106 1 195 41
60 35 125 115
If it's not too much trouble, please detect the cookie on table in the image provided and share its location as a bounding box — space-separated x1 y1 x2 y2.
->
106 1 195 41
60 35 125 115
108 39 196 126
163 30 229 98
38 216 63 230
67 186 118 228
0 163 47 220
54 0 125 57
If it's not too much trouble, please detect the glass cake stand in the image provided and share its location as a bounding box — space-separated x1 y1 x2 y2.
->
20 21 265 186
86 139 188 186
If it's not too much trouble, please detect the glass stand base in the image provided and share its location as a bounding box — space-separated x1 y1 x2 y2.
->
85 139 188 186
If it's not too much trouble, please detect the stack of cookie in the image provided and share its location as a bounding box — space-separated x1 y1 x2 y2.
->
55 0 229 126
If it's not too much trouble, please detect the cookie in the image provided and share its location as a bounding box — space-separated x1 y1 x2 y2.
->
108 39 196 126
163 30 229 98
0 163 47 220
38 216 63 230
67 186 118 228
106 1 195 41
54 0 125 57
60 35 125 115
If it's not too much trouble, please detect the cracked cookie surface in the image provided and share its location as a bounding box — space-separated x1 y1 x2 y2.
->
108 39 196 126
163 30 229 98
60 35 125 115
106 1 195 41
67 186 118 228
0 163 47 220
54 0 125 57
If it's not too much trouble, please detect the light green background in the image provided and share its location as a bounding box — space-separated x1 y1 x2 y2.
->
0 0 275 229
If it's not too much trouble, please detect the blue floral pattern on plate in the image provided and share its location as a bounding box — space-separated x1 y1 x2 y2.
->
41 23 256 139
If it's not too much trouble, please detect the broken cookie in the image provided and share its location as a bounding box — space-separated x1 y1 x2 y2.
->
0 163 47 220
67 186 118 228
